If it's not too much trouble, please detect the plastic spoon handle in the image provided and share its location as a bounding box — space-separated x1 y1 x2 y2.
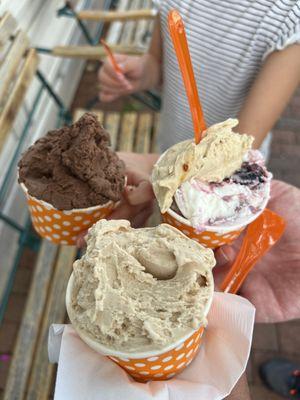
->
220 209 286 294
168 10 206 144
100 39 123 74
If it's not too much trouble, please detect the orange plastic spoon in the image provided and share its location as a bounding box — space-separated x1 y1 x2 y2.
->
100 39 123 74
220 209 286 294
168 10 206 144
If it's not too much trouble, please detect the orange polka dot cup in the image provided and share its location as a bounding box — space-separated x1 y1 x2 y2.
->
162 209 246 249
20 183 117 245
154 151 270 250
66 273 213 382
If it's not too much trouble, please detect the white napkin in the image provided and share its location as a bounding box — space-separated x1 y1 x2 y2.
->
49 292 255 400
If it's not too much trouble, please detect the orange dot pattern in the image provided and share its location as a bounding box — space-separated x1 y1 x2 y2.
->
26 194 115 245
108 327 204 382
162 212 244 249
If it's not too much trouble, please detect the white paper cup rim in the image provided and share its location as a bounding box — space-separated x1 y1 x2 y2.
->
20 182 116 213
66 273 214 359
166 183 270 233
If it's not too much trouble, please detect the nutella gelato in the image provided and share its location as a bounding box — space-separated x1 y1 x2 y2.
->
68 219 215 353
18 113 125 210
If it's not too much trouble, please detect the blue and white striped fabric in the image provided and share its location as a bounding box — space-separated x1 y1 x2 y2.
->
154 0 300 156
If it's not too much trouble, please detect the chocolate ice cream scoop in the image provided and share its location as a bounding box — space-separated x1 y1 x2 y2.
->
18 113 125 210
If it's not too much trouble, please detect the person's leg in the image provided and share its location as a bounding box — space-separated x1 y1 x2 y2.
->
260 358 300 399
225 373 251 400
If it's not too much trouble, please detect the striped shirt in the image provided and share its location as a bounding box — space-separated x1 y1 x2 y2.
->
155 0 300 156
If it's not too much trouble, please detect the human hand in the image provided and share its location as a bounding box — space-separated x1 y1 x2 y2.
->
98 53 160 102
108 151 158 225
214 180 300 323
76 152 159 247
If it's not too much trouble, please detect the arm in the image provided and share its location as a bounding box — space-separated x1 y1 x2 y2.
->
225 373 251 400
236 44 300 148
147 14 163 86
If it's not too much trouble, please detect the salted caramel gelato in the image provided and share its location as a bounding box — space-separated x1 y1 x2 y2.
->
68 219 215 353
152 119 253 213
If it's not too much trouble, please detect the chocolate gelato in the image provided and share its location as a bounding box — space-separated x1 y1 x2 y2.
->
18 113 125 210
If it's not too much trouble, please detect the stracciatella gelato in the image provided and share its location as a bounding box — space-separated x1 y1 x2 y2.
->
69 219 215 353
152 119 272 230
175 150 271 229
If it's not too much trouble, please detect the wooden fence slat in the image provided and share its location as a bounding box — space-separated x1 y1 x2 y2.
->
145 19 155 46
131 0 149 46
3 241 58 400
73 108 88 121
77 9 156 22
51 44 145 59
118 113 137 152
151 113 160 153
0 48 38 151
26 246 77 400
0 12 17 48
0 30 29 107
94 110 104 124
73 108 103 124
120 0 141 46
134 113 152 154
105 0 131 45
105 112 121 151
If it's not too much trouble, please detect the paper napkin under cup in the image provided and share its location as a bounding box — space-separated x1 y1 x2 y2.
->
49 292 255 400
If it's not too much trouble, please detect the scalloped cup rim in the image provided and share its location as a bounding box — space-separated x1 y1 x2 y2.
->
20 182 121 213
66 272 214 359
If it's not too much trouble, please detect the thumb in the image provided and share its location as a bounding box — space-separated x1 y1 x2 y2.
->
215 245 236 267
213 245 237 287
125 180 154 206
106 54 134 90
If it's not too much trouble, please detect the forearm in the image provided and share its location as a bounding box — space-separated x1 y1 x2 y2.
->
237 44 300 148
148 14 163 63
225 373 251 400
142 14 163 89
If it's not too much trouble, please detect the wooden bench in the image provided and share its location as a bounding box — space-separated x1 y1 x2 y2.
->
0 10 75 400
3 108 159 400
2 6 160 398
0 12 38 151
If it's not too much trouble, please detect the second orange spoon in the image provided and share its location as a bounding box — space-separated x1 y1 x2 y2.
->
220 209 286 294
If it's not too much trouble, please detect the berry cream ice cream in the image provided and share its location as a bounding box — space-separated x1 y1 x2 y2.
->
18 113 125 210
152 119 272 231
68 219 215 353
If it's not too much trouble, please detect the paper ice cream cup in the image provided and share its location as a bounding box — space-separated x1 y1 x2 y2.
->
161 210 245 249
162 207 260 250
154 148 271 249
161 179 270 249
20 183 118 245
66 273 213 382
